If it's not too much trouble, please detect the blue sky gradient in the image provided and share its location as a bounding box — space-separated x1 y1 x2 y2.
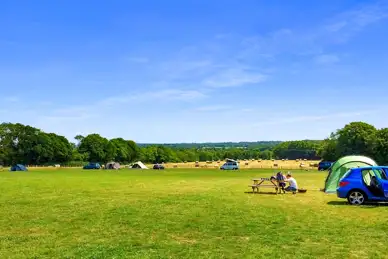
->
1 0 388 143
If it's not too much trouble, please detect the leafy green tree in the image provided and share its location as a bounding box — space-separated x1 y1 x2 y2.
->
335 122 377 158
373 128 388 164
272 140 320 160
317 134 338 161
78 134 110 163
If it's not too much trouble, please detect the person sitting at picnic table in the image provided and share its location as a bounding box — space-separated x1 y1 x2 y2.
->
284 173 298 193
276 171 286 193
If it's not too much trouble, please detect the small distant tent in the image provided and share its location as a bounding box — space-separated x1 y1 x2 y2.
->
131 161 148 169
10 164 28 172
324 155 377 193
105 162 120 170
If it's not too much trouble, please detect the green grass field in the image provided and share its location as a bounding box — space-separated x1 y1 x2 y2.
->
1 168 387 258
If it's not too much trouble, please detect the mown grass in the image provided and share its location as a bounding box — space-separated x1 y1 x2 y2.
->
0 168 387 258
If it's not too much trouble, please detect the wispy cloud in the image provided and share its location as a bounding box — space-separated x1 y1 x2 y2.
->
254 110 377 126
3 96 19 102
194 105 231 112
127 57 149 63
314 54 340 64
314 1 388 45
101 88 207 106
324 1 388 35
239 1 388 60
145 89 207 101
202 68 267 88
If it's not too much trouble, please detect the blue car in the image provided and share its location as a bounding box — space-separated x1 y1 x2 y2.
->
83 162 101 169
318 161 333 171
336 166 388 205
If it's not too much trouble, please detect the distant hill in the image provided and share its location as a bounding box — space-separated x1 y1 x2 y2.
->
137 141 282 150
138 140 323 151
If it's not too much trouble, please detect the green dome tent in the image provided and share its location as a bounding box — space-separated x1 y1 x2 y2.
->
324 155 377 193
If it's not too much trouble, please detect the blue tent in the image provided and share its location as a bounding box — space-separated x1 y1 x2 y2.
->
10 164 28 171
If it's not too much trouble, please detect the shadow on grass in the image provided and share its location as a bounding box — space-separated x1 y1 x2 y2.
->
244 191 279 195
327 201 388 207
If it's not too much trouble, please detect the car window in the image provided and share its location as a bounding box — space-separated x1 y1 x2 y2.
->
383 168 388 178
373 168 388 180
362 169 373 185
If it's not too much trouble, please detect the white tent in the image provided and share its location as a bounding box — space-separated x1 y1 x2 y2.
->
131 161 149 169
105 162 120 170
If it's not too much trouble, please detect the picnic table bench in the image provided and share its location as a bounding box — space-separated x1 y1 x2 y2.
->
248 177 280 193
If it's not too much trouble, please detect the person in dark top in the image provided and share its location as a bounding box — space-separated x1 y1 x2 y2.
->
370 175 384 196
276 172 286 194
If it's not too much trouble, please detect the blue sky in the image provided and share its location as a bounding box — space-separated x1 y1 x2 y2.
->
1 0 388 143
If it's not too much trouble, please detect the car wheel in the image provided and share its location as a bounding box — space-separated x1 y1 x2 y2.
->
347 190 366 205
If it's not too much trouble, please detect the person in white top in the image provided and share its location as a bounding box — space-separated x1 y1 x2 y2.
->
285 173 298 193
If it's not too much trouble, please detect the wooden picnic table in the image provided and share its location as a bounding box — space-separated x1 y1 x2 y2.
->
249 177 279 193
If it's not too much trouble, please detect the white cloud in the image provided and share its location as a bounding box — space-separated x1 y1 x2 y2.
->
158 59 215 81
319 1 388 44
101 88 207 106
314 54 340 64
4 96 19 102
151 89 207 101
128 57 149 63
202 68 267 88
254 110 377 126
325 1 388 33
194 105 230 112
238 1 388 59
325 21 348 32
240 108 254 112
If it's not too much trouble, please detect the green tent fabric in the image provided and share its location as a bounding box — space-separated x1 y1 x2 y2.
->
324 155 377 193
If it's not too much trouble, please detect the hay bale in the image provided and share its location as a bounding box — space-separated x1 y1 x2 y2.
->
245 162 249 165
274 163 278 167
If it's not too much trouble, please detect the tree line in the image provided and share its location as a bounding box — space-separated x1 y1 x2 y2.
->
317 121 388 164
1 121 388 166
